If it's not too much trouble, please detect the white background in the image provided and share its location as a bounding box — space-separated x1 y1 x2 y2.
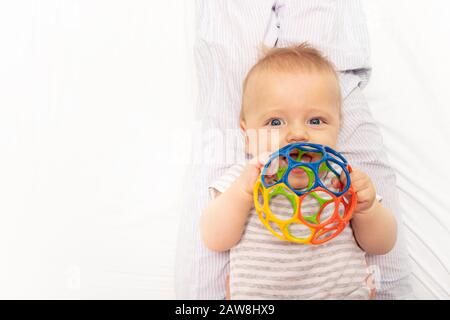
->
0 0 448 299
0 0 195 299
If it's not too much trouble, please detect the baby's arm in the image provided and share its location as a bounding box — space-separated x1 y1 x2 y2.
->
200 157 267 252
345 169 397 255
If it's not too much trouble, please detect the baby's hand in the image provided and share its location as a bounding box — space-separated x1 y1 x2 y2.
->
332 169 377 214
236 152 272 197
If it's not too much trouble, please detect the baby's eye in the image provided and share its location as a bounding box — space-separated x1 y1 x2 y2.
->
308 118 324 125
268 118 285 126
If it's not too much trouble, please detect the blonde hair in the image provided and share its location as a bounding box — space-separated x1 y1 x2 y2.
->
240 43 341 121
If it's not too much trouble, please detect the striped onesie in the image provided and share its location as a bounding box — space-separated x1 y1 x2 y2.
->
209 163 376 299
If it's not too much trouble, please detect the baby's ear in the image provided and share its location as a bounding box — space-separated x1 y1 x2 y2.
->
239 120 247 133
240 120 250 155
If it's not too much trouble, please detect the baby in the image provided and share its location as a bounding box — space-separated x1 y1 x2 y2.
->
200 43 397 299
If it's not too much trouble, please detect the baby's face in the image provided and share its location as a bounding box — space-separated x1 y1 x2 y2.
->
241 70 341 189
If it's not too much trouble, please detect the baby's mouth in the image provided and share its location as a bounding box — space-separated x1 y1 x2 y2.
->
300 154 313 162
291 152 313 163
289 153 313 178
291 167 307 176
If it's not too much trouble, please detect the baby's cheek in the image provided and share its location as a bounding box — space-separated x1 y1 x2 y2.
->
246 129 282 156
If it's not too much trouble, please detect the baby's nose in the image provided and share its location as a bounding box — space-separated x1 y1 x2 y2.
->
286 126 309 143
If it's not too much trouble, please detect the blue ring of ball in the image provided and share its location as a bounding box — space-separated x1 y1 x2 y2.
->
261 142 351 197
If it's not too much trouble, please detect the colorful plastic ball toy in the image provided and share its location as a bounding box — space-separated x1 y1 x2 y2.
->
253 142 357 245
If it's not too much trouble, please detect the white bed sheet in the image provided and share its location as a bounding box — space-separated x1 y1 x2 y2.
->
362 0 450 299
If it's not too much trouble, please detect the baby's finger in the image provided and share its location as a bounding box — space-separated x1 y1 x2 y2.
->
258 152 272 166
355 188 373 203
265 159 279 175
249 152 276 175
331 177 341 188
249 152 269 167
349 170 367 183
352 179 369 192
331 171 347 188
340 171 348 185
